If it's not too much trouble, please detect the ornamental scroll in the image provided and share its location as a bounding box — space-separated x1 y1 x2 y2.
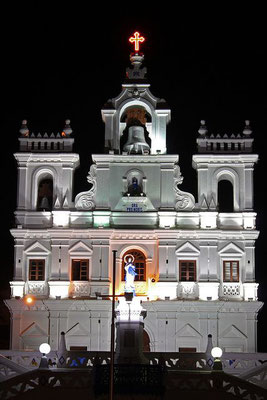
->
173 165 195 211
75 165 97 210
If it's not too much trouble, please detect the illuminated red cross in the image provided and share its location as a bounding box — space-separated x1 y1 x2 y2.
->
129 31 145 52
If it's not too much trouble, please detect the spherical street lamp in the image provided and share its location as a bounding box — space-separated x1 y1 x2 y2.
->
211 346 223 359
211 346 223 371
39 342 51 369
39 343 51 355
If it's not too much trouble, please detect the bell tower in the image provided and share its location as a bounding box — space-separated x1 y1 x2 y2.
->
101 34 171 155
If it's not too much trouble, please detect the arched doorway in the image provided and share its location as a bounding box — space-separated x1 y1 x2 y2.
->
143 330 150 352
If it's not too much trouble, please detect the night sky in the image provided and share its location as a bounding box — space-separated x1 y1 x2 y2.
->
0 9 266 350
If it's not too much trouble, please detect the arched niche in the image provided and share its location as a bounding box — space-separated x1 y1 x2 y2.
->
123 168 146 196
121 248 146 282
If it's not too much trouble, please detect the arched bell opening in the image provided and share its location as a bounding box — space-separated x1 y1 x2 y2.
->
218 179 234 212
120 106 151 154
37 177 53 211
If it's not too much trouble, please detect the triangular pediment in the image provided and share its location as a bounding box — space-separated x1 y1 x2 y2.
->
67 323 89 336
220 324 247 339
175 323 202 338
24 241 50 255
176 242 200 256
69 241 93 255
20 322 47 338
218 242 244 256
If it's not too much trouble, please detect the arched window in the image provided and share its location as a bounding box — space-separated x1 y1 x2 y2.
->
218 179 234 212
37 177 53 211
122 249 146 282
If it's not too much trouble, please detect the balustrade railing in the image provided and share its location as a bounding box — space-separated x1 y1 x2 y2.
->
69 281 91 297
222 282 242 298
1 349 267 374
27 281 48 296
0 366 266 399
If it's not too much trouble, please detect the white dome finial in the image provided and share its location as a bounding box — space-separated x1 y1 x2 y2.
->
19 120 29 137
243 120 252 136
62 119 73 137
198 120 208 136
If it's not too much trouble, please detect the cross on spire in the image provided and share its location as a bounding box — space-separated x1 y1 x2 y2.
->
129 31 145 52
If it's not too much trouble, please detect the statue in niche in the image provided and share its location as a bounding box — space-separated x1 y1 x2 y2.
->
124 254 137 295
127 177 143 196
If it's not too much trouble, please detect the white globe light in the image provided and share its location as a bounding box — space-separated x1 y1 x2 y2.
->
39 343 51 355
211 346 223 358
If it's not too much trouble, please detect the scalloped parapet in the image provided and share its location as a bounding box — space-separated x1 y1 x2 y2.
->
18 120 74 152
196 120 254 153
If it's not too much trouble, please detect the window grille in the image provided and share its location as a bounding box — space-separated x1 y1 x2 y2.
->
29 259 45 281
72 259 89 281
223 261 239 282
179 260 196 282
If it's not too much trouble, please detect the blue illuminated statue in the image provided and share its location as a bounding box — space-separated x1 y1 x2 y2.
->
124 254 137 295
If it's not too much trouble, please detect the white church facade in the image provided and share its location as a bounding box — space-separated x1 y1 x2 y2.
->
4 43 262 354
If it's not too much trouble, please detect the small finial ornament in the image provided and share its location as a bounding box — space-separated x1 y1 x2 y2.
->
62 119 72 137
19 120 29 137
243 120 252 136
126 32 147 80
198 120 208 136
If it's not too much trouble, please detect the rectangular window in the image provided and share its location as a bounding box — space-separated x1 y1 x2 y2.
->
179 347 197 353
72 259 89 281
69 346 87 351
179 260 196 282
223 261 239 282
29 259 45 281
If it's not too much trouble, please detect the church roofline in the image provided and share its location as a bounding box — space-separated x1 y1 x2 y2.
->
92 154 179 163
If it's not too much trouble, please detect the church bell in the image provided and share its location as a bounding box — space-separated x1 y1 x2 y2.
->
123 125 150 154
39 196 50 211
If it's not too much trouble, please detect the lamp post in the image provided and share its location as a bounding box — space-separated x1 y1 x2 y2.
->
109 250 117 400
211 346 223 371
39 343 51 369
